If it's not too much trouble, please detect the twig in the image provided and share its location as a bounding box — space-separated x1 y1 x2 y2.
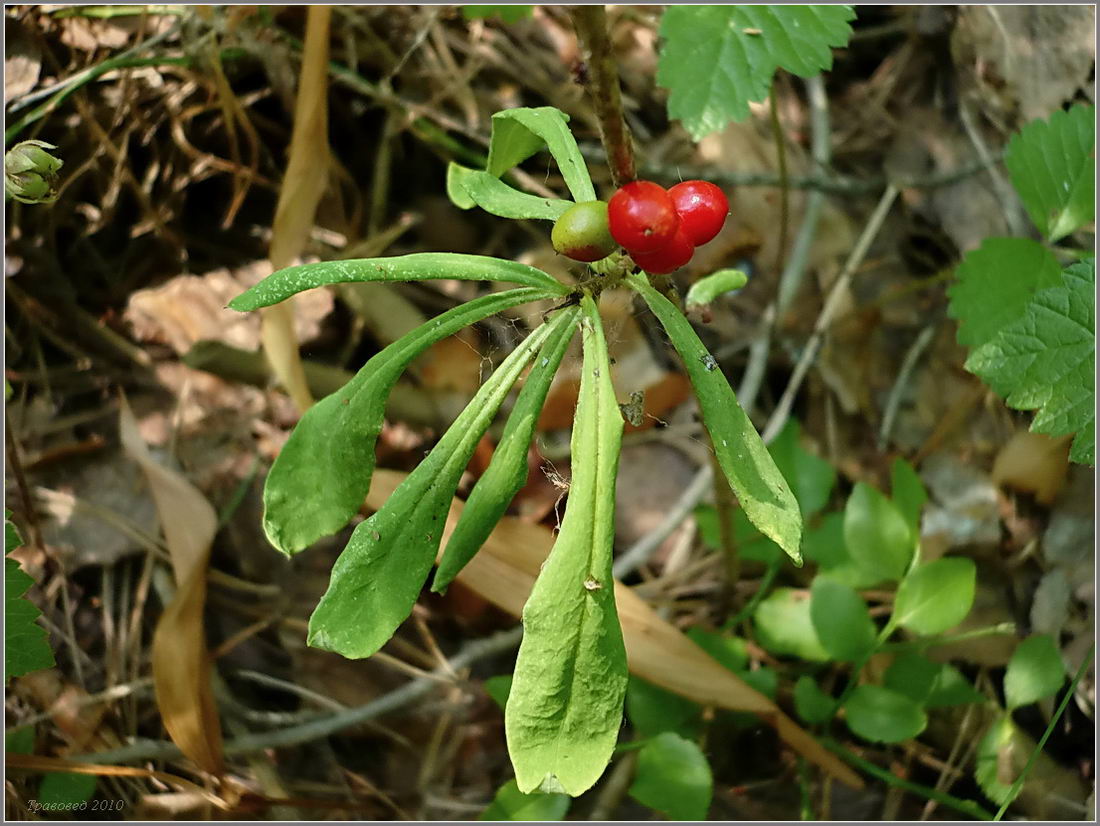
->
877 324 936 451
587 748 639 820
762 184 900 444
768 90 790 277
570 6 636 188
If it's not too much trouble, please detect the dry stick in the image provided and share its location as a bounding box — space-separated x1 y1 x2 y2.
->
877 324 936 451
768 90 790 278
761 183 900 445
570 6 636 188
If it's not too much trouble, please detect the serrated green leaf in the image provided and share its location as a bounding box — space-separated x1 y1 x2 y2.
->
844 684 927 744
975 715 1021 806
657 5 855 140
768 418 836 518
229 253 568 312
626 676 702 739
433 306 580 592
447 163 572 221
810 576 877 662
485 674 513 710
628 732 713 821
843 482 912 584
260 287 555 554
1005 104 1095 241
883 651 941 705
629 273 802 563
1004 634 1065 711
6 545 54 680
966 258 1095 466
506 295 627 796
893 557 976 636
307 315 563 658
463 5 534 24
947 238 1064 351
684 269 748 309
6 511 20 554
480 779 570 821
889 457 927 540
38 773 97 809
753 588 828 662
793 675 837 725
487 108 596 203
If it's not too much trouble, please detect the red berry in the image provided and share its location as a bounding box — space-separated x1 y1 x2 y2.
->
668 180 729 246
630 227 694 274
607 181 680 253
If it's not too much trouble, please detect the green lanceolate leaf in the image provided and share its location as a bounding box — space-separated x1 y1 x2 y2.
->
433 306 581 593
628 272 802 563
506 294 627 796
262 288 554 555
307 314 565 659
1005 103 1095 242
487 108 597 203
447 163 573 221
229 253 569 311
684 269 749 310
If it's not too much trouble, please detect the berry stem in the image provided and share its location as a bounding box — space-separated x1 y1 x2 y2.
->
569 6 636 188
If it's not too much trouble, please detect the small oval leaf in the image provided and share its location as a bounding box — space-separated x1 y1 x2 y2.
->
1004 634 1066 711
810 576 877 662
893 557 977 636
844 684 927 744
843 482 912 583
628 732 713 821
480 778 570 821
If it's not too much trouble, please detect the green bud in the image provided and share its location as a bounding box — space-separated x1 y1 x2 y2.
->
5 140 63 204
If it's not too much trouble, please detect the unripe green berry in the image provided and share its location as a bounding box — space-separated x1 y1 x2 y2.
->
551 201 617 263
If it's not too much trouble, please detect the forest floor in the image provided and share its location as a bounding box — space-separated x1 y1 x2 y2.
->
4 5 1095 821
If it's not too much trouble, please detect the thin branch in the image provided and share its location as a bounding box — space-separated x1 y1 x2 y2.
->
570 6 636 188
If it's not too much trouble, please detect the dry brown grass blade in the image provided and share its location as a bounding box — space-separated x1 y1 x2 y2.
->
262 4 334 413
364 469 864 789
5 753 230 811
118 395 224 776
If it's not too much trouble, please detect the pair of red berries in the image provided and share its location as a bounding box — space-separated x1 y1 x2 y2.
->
550 179 729 274
608 180 729 274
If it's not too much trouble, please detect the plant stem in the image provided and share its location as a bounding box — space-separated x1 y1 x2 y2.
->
570 6 636 189
993 644 1095 821
707 446 742 613
822 739 995 821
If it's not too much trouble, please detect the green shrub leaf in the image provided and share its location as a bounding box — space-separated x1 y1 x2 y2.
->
307 315 563 658
753 588 828 662
485 674 514 711
925 663 986 708
882 651 941 704
843 482 912 584
480 779 570 821
487 108 596 203
768 418 836 518
37 773 97 809
793 675 837 725
433 306 581 592
506 295 627 796
1004 634 1065 711
684 269 748 309
947 238 1063 351
657 5 856 140
229 253 569 311
260 287 554 554
463 6 534 24
626 676 702 739
685 628 750 673
5 513 54 680
965 258 1095 465
629 273 802 563
628 732 713 821
802 512 879 589
893 557 976 636
810 576 877 662
889 457 927 540
844 685 927 744
447 163 573 221
1005 103 1095 242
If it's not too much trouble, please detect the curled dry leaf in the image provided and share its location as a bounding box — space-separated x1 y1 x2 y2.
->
364 468 863 790
118 395 223 776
